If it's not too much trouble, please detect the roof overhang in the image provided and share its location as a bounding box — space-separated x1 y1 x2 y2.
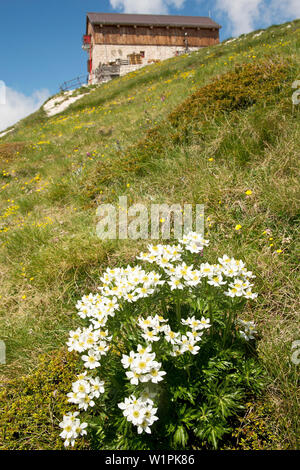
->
86 12 221 32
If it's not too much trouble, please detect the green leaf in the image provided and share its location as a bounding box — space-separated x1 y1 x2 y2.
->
173 425 189 448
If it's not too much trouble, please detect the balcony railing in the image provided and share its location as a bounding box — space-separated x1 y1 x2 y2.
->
59 74 91 92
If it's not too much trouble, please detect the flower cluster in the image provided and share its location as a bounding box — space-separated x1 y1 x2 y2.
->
67 373 105 411
67 325 111 367
118 395 159 435
59 412 88 448
76 293 119 327
137 243 183 267
237 319 258 341
99 265 165 302
137 242 257 299
138 314 168 343
121 344 166 385
179 232 209 253
137 314 211 357
59 231 258 446
217 255 257 299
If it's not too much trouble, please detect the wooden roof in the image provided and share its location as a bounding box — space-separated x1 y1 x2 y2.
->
86 12 221 30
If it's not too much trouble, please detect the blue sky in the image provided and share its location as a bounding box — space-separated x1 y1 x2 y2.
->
0 0 299 131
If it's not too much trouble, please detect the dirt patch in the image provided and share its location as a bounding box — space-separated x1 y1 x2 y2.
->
0 142 28 162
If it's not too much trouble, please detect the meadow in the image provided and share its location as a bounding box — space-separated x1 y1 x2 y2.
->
0 19 299 450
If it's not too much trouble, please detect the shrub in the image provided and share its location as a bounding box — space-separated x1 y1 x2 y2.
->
168 60 291 141
59 232 264 450
0 349 88 450
224 401 285 450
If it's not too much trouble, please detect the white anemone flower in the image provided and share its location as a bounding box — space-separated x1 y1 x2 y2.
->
82 350 101 369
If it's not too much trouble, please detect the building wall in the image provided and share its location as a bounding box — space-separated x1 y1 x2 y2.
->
91 25 219 47
91 44 201 72
93 63 146 83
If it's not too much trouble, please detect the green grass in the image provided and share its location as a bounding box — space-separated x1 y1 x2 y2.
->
0 19 299 449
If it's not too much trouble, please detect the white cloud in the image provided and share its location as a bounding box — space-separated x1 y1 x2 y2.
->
269 0 300 20
110 0 186 15
215 0 263 36
0 87 50 132
215 0 300 37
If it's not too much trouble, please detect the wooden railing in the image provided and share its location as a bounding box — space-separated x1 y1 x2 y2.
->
59 74 91 92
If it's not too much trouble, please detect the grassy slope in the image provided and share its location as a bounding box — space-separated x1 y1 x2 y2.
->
0 20 299 448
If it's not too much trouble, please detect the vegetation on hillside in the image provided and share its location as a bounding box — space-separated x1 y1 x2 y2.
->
0 19 299 450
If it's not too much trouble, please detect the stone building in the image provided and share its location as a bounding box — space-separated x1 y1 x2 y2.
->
83 12 221 83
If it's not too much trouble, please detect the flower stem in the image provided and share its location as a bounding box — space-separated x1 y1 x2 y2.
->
176 294 181 323
208 297 214 336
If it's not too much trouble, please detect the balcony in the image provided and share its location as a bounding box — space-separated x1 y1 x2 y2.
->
82 35 92 51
